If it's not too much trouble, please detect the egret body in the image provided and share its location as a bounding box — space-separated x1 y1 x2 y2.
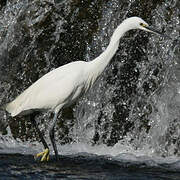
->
3 17 162 161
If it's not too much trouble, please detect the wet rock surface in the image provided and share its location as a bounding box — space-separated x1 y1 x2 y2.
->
0 0 176 148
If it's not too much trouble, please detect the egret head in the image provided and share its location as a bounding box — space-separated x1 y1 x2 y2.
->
124 17 162 36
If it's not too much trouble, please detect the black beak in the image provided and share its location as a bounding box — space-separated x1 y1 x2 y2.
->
146 26 162 35
146 26 171 39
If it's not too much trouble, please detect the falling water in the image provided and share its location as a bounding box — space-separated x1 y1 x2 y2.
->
72 0 180 157
0 0 180 179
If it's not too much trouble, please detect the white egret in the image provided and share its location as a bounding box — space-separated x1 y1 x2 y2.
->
2 17 162 161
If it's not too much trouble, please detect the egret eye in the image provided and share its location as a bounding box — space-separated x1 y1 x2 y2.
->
140 23 146 27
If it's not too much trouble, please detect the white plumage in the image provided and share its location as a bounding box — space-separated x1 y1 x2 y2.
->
6 61 88 116
3 17 162 161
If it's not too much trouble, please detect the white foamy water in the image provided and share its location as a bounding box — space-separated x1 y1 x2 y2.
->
1 128 180 171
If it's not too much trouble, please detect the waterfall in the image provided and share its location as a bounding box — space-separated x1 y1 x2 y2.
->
0 0 179 158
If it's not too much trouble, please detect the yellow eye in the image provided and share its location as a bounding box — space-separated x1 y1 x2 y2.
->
140 23 147 27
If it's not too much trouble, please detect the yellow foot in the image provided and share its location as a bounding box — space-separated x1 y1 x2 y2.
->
34 148 50 162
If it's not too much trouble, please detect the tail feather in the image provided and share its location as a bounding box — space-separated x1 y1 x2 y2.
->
5 102 13 115
1 102 18 117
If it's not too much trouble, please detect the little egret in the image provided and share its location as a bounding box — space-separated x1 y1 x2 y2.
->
2 17 162 161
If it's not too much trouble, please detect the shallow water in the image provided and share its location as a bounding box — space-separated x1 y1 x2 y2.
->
1 141 180 179
1 153 180 180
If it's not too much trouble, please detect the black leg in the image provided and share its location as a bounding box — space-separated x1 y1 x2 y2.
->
30 113 49 150
49 113 58 161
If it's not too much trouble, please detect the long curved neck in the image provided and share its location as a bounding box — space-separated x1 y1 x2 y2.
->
87 20 130 81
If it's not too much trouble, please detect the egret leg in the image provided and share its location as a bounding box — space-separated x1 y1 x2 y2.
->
49 112 59 161
30 113 50 161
